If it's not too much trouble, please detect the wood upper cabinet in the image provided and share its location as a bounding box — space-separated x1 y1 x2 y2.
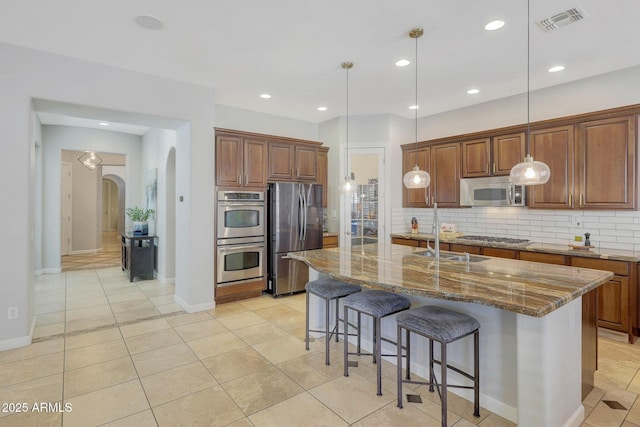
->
462 133 524 177
402 147 431 207
216 135 267 188
529 116 636 210
577 116 636 209
431 142 461 207
527 125 575 209
317 147 329 208
268 142 318 181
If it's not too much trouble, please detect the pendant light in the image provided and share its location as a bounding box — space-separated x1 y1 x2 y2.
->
77 151 103 170
403 28 430 189
510 0 550 186
339 61 357 195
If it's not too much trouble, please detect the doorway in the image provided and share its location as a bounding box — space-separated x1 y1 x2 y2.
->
102 178 119 232
341 147 386 248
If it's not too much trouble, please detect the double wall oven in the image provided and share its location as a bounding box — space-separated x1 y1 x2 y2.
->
216 191 266 289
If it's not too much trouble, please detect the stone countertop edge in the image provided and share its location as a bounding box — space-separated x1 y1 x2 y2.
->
323 232 339 237
288 243 614 318
391 233 640 263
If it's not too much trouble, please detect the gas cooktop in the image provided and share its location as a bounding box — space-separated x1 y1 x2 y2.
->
455 235 532 247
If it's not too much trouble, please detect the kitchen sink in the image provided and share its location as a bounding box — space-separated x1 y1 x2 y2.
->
416 251 488 263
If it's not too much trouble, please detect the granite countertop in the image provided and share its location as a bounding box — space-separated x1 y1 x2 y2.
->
391 232 640 263
288 243 613 317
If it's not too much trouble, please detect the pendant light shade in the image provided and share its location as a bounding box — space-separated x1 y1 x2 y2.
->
402 28 430 190
403 165 431 189
509 0 551 186
510 154 550 185
339 61 356 195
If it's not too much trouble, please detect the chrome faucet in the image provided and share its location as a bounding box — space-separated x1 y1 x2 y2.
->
426 202 440 259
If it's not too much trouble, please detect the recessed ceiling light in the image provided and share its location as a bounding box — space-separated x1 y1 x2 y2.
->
409 105 419 110
98 122 109 126
317 107 327 111
260 93 271 99
484 20 505 31
395 59 410 67
548 65 565 73
134 15 164 30
467 89 480 95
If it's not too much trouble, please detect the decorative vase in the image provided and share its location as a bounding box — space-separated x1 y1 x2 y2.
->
133 221 148 235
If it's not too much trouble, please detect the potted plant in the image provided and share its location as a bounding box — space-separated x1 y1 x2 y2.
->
126 206 155 235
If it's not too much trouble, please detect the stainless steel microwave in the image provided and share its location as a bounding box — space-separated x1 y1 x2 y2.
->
460 176 525 207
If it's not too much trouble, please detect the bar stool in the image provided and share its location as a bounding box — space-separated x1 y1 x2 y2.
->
343 290 411 396
396 305 480 427
305 277 362 365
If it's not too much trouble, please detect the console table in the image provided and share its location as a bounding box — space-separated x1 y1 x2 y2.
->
121 233 156 282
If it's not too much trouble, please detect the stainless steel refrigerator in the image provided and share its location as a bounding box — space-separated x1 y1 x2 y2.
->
267 182 323 296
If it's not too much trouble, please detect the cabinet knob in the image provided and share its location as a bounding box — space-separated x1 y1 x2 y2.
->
486 164 489 174
493 163 496 174
580 194 584 206
569 194 573 206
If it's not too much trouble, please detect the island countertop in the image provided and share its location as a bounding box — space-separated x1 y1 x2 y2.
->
288 243 613 317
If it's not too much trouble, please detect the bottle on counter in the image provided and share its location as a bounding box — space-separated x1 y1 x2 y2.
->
411 217 418 234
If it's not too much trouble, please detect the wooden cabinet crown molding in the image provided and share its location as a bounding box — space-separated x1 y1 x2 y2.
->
215 128 323 148
400 103 640 151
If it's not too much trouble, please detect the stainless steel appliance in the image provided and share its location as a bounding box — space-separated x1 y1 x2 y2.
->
217 190 265 239
216 236 265 286
267 182 323 296
460 176 525 207
216 190 266 288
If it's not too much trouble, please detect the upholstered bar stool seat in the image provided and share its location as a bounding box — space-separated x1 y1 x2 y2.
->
343 290 411 396
305 277 361 365
396 305 480 427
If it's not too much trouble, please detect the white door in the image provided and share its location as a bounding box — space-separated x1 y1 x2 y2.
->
61 162 72 256
341 147 386 248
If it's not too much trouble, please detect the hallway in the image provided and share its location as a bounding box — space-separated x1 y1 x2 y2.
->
61 231 121 272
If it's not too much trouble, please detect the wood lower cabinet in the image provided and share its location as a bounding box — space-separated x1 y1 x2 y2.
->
449 243 481 254
483 247 517 259
318 147 329 207
323 235 338 248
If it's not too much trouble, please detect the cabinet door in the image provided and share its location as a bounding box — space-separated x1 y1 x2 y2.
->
317 148 328 208
243 139 267 187
527 125 575 209
577 116 636 209
268 142 295 180
462 138 491 177
597 276 629 332
493 132 525 176
216 135 242 186
402 147 431 207
295 145 317 180
431 143 461 207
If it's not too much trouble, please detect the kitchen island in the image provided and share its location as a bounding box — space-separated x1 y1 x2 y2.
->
288 243 613 427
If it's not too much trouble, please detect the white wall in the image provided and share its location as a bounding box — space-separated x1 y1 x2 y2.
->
0 42 216 348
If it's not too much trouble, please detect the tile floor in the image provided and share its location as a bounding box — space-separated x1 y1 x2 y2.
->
60 231 122 272
2 265 640 426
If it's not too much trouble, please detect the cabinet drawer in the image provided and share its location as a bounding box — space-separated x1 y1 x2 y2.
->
323 236 338 248
570 257 629 276
483 247 517 259
450 244 481 254
391 237 420 247
519 251 567 265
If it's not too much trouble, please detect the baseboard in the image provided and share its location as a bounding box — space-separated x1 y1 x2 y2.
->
41 267 62 274
174 295 215 313
155 273 176 285
70 248 99 255
0 317 35 351
563 404 585 427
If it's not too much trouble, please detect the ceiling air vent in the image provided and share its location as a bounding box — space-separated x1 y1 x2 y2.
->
536 6 589 32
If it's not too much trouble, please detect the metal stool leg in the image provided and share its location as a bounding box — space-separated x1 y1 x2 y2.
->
405 329 411 380
305 291 310 351
441 342 448 427
375 315 382 396
344 304 349 377
357 311 362 353
474 330 480 417
325 297 330 365
335 298 340 343
397 324 403 408
429 338 435 392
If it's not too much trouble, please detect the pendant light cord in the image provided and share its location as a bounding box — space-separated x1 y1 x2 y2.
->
346 63 349 179
527 0 531 148
415 30 418 148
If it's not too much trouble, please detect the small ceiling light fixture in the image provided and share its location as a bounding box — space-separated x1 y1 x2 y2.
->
339 62 356 195
260 93 272 99
403 28 431 190
548 65 565 73
98 122 109 126
134 15 164 30
409 105 419 110
317 106 327 111
510 0 551 186
485 20 505 31
78 151 103 171
467 88 480 95
395 59 410 67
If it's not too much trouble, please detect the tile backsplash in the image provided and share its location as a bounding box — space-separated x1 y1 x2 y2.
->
392 207 640 252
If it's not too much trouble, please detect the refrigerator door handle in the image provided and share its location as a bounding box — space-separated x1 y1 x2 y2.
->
302 189 307 241
298 191 304 241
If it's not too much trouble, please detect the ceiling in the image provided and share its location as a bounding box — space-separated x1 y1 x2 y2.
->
2 0 639 127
